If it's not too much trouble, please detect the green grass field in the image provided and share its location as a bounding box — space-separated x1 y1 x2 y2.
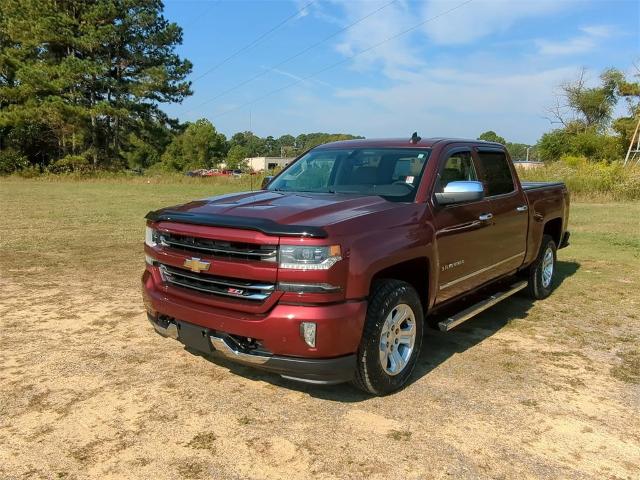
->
1 178 639 479
1 177 638 280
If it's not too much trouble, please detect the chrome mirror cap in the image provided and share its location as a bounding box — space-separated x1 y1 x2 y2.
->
435 180 484 205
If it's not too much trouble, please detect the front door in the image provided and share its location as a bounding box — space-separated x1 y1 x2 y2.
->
433 148 497 303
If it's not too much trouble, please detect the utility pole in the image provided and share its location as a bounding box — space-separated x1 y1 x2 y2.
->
249 110 252 133
526 146 530 162
624 116 640 166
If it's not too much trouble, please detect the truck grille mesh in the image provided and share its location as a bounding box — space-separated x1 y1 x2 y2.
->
159 264 274 301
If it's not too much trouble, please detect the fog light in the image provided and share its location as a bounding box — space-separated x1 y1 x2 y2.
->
300 322 316 348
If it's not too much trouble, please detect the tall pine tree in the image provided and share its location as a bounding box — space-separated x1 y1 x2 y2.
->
0 0 191 169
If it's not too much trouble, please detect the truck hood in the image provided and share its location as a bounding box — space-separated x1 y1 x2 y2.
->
147 191 406 237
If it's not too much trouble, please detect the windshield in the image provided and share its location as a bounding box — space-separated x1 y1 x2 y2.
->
268 148 431 202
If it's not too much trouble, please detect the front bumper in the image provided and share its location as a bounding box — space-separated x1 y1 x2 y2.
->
148 314 357 384
142 269 366 384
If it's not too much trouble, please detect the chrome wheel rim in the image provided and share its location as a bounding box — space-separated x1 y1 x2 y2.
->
541 246 554 288
379 304 416 376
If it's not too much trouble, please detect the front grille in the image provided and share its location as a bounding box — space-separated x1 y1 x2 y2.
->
158 231 277 262
159 264 274 301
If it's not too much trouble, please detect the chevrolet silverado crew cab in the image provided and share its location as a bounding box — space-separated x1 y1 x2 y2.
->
142 136 570 395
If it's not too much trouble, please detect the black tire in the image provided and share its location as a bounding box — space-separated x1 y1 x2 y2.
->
352 279 424 395
526 234 557 300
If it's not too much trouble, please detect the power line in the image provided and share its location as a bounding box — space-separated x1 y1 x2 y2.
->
181 0 220 31
206 0 475 121
181 0 399 115
190 0 316 83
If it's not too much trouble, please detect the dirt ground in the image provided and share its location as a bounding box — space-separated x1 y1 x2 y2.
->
0 182 638 479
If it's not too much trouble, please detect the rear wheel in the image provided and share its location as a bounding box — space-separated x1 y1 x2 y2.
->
353 279 423 395
526 234 557 299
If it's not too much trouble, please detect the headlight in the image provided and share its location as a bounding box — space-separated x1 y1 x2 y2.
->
145 226 157 247
278 244 342 270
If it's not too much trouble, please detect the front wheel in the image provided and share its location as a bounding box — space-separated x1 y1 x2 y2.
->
352 279 423 395
526 234 557 300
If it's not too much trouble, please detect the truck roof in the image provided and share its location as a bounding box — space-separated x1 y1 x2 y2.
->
318 137 503 149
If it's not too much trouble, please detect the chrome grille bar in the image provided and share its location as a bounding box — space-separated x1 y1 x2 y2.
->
159 264 274 301
158 232 277 261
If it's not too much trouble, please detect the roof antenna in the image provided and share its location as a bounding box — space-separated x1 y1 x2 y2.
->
410 132 421 144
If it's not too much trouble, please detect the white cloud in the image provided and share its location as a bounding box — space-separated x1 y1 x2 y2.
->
267 66 332 87
244 1 618 143
273 65 577 144
293 0 344 26
420 0 569 45
305 0 573 73
580 25 614 37
536 24 614 55
331 0 423 73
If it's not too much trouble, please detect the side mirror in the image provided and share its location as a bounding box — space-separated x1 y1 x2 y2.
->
261 176 274 190
435 180 484 205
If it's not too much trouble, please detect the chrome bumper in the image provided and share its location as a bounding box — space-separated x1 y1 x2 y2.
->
151 319 179 339
146 314 356 385
148 314 270 365
209 335 270 365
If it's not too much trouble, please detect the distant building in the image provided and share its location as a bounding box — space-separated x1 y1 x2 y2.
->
513 161 544 170
245 156 293 172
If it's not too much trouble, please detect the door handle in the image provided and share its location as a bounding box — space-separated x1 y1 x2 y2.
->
516 205 528 212
479 213 493 221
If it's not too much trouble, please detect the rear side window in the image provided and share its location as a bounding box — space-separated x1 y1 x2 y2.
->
477 150 514 196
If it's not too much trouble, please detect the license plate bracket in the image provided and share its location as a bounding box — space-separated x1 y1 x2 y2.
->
177 321 212 354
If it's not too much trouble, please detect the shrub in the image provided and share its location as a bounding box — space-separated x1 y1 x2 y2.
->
47 155 91 174
518 158 640 201
0 149 29 174
537 130 569 162
536 128 623 162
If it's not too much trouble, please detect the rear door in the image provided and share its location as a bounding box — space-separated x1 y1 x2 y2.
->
433 148 497 303
475 147 528 276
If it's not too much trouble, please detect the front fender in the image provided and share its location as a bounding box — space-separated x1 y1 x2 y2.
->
343 215 436 301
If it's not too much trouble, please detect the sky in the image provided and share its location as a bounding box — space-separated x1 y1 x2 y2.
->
163 0 640 144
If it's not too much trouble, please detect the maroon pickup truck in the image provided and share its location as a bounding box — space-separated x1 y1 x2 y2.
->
142 136 569 395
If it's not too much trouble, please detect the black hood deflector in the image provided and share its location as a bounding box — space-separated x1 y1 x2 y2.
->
145 209 328 238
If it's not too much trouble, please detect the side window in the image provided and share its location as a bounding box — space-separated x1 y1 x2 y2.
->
436 151 477 192
476 150 514 196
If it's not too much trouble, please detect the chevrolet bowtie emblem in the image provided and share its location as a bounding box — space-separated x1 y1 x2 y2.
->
183 257 211 273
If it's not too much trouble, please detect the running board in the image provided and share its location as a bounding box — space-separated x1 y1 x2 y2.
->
438 281 528 332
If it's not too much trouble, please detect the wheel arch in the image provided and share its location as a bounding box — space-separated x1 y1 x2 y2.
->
543 217 563 247
369 257 430 314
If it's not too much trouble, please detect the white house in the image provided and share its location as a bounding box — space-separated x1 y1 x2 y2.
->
245 156 293 172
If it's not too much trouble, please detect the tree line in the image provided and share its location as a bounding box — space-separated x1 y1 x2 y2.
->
0 0 361 174
151 126 363 173
1 0 638 175
1 0 192 173
480 68 639 163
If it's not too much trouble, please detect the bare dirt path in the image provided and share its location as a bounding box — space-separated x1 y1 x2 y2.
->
1 265 638 480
